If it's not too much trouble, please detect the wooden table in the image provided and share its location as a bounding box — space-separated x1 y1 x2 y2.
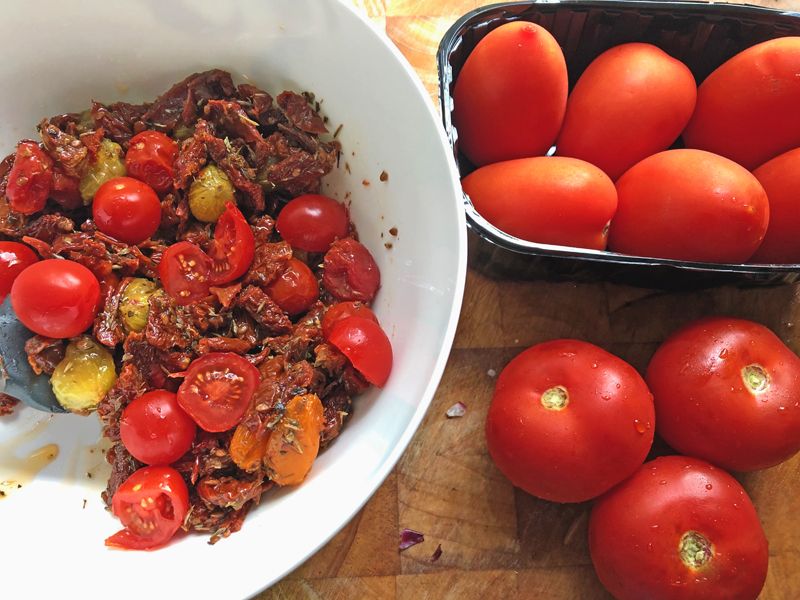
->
259 1 800 598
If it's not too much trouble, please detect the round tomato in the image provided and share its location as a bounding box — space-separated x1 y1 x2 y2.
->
485 339 655 503
556 43 697 181
646 316 800 471
125 130 179 194
10 259 100 338
93 177 162 245
329 316 392 387
159 241 212 306
208 202 255 285
683 36 800 171
276 194 349 252
608 149 769 263
453 21 567 167
322 238 380 302
177 352 260 432
0 242 38 301
264 257 319 316
589 455 769 600
322 301 378 340
461 157 617 250
120 390 197 465
6 141 53 215
105 465 190 551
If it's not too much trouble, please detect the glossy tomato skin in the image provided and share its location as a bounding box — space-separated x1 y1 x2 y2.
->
608 149 769 263
124 130 179 194
485 339 654 503
462 157 617 250
646 316 800 471
0 242 38 301
120 391 197 466
322 301 378 340
589 456 769 600
208 201 255 285
159 241 212 305
749 147 800 264
329 316 392 387
264 257 319 316
92 177 162 245
6 141 53 214
683 37 800 171
556 43 697 181
11 259 101 338
276 194 349 252
453 21 568 167
323 238 380 302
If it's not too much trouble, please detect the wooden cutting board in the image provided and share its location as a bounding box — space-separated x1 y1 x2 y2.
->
258 1 800 598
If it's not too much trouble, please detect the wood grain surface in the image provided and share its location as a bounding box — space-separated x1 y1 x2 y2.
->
258 1 800 598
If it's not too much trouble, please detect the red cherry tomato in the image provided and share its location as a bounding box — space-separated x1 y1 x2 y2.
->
159 241 212 306
321 301 378 340
120 391 197 466
105 466 190 551
646 316 800 471
276 194 349 252
93 177 162 245
485 339 655 503
0 242 38 302
208 202 255 285
589 456 769 600
177 353 261 432
264 257 319 316
10 259 100 338
322 238 380 302
6 141 53 215
328 316 392 387
124 131 179 194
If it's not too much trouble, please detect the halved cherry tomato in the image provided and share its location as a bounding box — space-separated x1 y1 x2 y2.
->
93 177 162 245
321 301 378 340
264 257 319 316
208 202 255 285
120 391 197 465
105 466 190 551
328 316 392 387
265 393 325 486
177 353 260 432
159 241 212 306
0 241 38 301
322 238 380 302
125 131 179 194
6 141 53 215
276 194 349 252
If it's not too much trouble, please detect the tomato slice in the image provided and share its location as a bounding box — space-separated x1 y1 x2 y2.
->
263 257 319 316
159 241 212 306
6 141 53 215
321 301 378 340
276 194 349 252
105 466 189 551
177 353 261 432
328 316 393 387
208 202 255 285
125 131 179 194
322 238 380 302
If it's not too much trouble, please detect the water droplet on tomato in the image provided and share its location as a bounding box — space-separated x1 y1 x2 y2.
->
647 543 653 551
650 525 658 531
591 363 597 369
750 340 755 346
616 383 621 389
718 348 729 358
733 503 739 509
779 406 787 413
634 420 647 433
706 484 713 490
659 480 667 485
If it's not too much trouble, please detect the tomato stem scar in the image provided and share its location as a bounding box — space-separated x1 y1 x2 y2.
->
741 364 769 394
679 531 714 569
541 386 569 410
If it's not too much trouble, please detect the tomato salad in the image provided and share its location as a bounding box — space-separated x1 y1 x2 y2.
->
0 70 393 548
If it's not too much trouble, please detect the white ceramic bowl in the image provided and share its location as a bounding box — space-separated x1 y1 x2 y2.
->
0 1 466 597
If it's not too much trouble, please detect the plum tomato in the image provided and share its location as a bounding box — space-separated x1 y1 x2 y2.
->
453 21 568 167
608 149 769 263
485 339 655 503
646 316 800 471
264 257 319 316
589 456 769 600
120 390 197 466
276 194 349 252
461 156 617 250
265 393 325 486
321 301 378 340
208 201 255 285
6 141 53 215
159 241 212 306
124 130 179 194
328 316 392 387
0 241 38 301
10 259 100 338
92 177 162 245
105 466 190 551
322 238 380 302
556 43 697 181
177 352 260 432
